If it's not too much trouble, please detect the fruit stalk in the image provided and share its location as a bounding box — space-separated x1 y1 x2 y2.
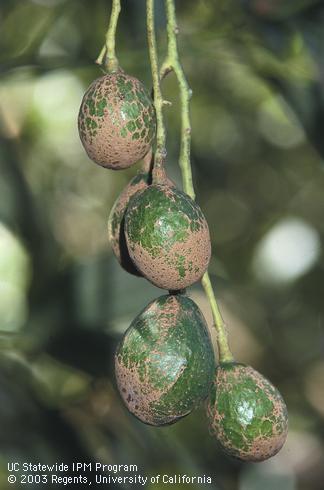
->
146 0 167 183
162 0 234 363
96 0 121 72
160 0 194 200
201 274 233 363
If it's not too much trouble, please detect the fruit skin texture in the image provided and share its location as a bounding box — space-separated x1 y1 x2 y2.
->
115 294 215 426
108 173 174 275
124 184 211 290
207 362 288 462
78 72 156 169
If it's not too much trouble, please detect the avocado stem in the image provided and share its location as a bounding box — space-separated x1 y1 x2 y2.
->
160 0 195 200
96 0 121 73
161 0 234 364
146 0 168 185
201 274 234 363
142 147 168 185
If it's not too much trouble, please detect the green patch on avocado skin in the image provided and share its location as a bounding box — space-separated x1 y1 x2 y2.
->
120 127 127 138
136 87 151 108
125 185 204 258
126 120 136 132
176 254 186 278
84 91 107 118
121 102 139 121
208 362 288 461
86 117 97 130
116 294 215 425
113 74 155 136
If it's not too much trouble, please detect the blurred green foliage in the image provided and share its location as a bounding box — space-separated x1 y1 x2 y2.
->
0 1 324 489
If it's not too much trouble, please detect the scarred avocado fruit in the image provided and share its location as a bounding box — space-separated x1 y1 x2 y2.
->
115 294 215 426
78 72 156 169
124 184 211 290
207 362 288 462
108 172 174 275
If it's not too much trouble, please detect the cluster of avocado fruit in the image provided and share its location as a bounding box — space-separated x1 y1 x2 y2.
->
78 69 288 462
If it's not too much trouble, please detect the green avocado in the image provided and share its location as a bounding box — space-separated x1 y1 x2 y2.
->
207 362 288 462
124 184 211 290
115 294 215 426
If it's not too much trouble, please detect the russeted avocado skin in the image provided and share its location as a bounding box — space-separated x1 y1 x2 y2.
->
78 72 156 169
115 294 215 426
207 362 288 462
124 184 211 290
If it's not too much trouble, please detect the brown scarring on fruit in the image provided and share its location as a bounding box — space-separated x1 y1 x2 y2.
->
207 362 288 462
78 71 156 169
115 294 215 426
125 184 211 290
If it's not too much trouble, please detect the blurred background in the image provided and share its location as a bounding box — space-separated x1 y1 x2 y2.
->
1 0 324 489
